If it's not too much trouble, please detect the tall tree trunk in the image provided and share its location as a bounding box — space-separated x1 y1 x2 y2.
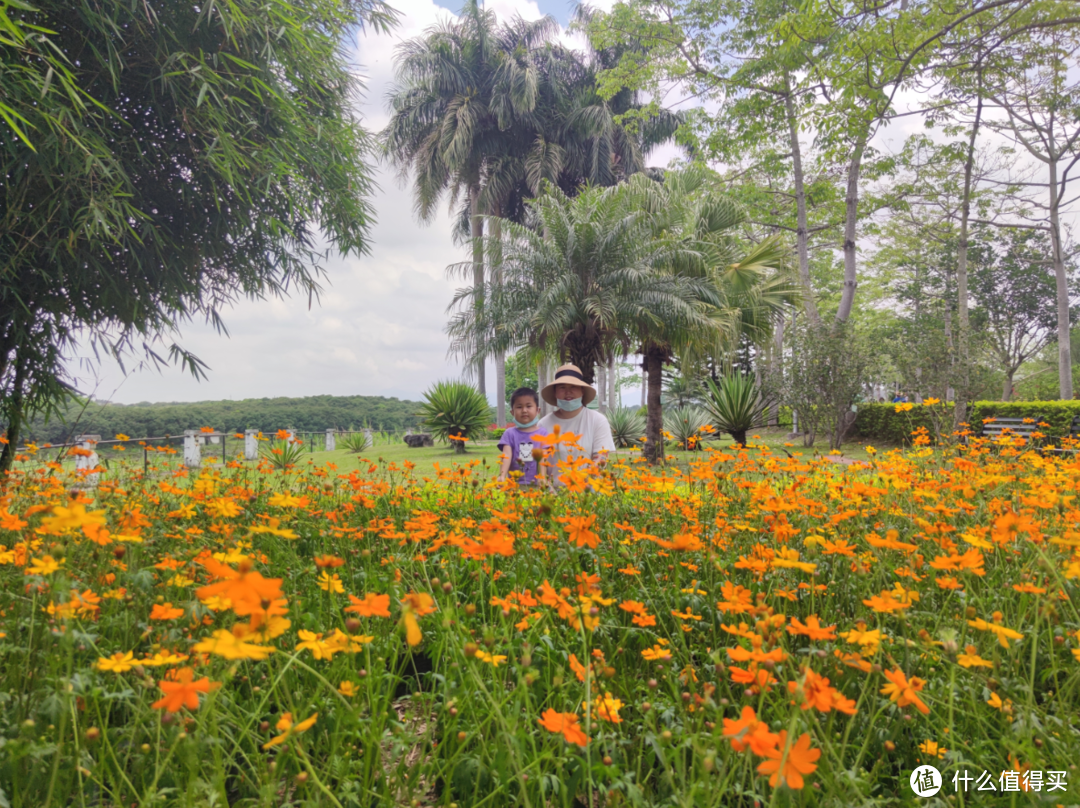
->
470 187 486 396
640 362 647 408
769 314 784 427
784 75 821 327
1002 372 1014 402
0 350 29 475
1049 156 1073 399
597 363 607 413
490 215 505 425
956 88 982 426
538 359 549 416
834 136 866 326
608 356 617 409
643 346 665 465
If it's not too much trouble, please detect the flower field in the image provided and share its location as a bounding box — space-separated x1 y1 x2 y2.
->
1 434 1079 807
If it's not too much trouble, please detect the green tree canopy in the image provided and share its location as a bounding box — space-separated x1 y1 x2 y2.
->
0 0 396 470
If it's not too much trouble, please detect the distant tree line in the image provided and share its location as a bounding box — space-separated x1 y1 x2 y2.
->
13 395 424 445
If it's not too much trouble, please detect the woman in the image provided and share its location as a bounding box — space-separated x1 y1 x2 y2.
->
537 364 617 488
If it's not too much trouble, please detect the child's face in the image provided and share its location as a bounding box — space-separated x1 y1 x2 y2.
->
512 396 538 424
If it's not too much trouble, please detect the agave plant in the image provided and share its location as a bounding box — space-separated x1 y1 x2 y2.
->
260 437 305 471
662 406 712 451
339 432 372 453
703 374 773 447
418 381 493 454
607 406 646 448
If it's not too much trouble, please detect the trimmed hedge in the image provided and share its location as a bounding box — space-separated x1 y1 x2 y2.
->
852 403 939 444
853 400 1080 445
968 401 1080 440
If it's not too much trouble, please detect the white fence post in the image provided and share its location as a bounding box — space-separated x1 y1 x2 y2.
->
183 430 201 468
75 434 101 488
364 428 373 449
325 429 336 451
244 429 259 461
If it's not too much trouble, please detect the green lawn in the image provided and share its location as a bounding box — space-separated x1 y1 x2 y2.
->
13 428 891 482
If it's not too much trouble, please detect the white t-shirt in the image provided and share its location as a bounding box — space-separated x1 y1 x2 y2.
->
538 407 617 487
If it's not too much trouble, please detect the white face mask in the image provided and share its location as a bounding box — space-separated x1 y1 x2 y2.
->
557 397 583 412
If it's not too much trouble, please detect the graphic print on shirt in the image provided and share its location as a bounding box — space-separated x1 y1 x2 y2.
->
516 442 535 467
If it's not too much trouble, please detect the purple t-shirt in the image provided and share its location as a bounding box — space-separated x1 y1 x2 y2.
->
498 426 547 485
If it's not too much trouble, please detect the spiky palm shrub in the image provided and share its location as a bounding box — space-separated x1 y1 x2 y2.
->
339 432 371 453
418 381 493 454
606 406 647 448
703 374 773 447
663 406 711 451
260 438 305 471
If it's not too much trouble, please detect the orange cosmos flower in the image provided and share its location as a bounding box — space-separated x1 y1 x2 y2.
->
716 581 754 614
195 558 284 618
1011 582 1046 594
151 667 220 713
756 731 821 789
149 603 185 621
557 514 600 549
787 667 857 715
537 708 588 747
862 591 910 613
345 592 391 618
880 668 930 714
314 555 345 568
722 706 780 755
786 615 836 641
569 654 589 682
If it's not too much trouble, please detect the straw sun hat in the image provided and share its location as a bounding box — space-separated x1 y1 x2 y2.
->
540 363 597 406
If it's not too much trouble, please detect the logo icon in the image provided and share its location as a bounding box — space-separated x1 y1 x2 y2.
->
910 765 942 797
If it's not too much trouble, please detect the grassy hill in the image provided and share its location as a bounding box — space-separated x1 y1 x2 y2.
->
18 393 425 444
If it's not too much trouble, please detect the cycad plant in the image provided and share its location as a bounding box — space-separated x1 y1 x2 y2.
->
606 405 646 448
663 406 711 451
703 374 773 447
418 381 493 453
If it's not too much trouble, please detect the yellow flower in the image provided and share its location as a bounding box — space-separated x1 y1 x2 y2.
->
139 651 190 667
474 649 507 667
922 398 941 406
956 645 993 669
338 681 358 697
967 618 1023 648
317 572 344 594
268 493 306 508
262 712 317 750
918 740 946 758
296 630 340 661
192 629 275 661
96 651 137 673
987 692 1013 714
26 555 62 576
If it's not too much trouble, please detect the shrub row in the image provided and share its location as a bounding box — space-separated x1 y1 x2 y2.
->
853 400 1080 444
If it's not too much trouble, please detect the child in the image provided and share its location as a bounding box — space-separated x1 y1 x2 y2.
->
497 388 547 486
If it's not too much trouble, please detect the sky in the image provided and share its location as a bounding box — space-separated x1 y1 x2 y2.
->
73 0 640 407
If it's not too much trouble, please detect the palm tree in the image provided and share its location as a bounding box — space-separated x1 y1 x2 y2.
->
383 1 560 404
623 167 795 461
447 182 725 383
